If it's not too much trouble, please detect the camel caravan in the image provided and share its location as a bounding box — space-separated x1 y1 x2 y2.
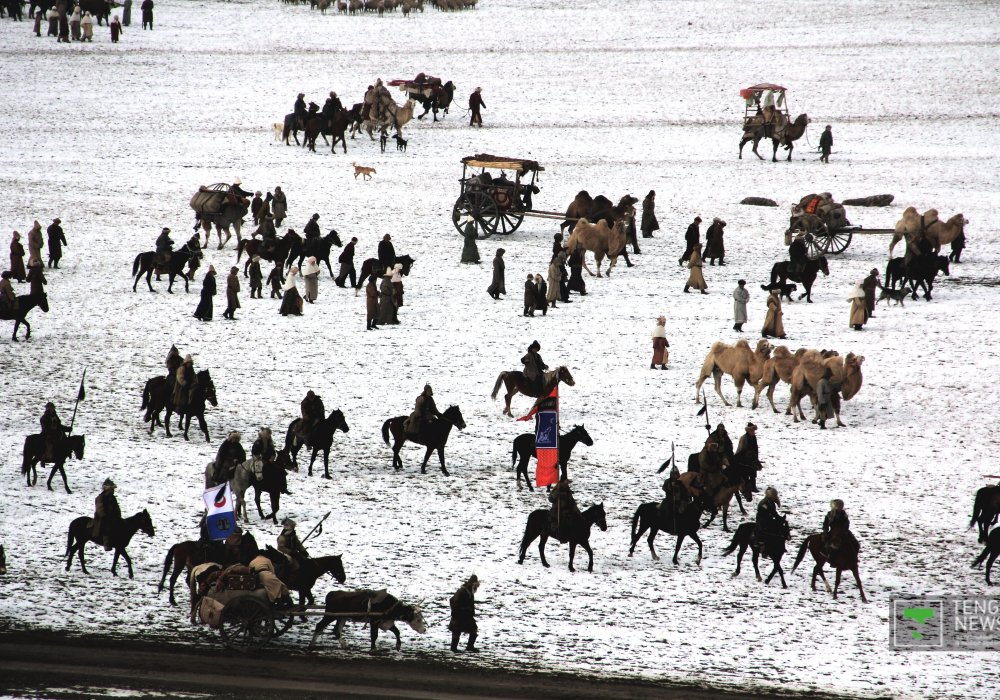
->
695 340 864 427
885 206 965 300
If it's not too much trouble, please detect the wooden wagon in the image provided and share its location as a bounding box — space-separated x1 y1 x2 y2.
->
785 193 896 259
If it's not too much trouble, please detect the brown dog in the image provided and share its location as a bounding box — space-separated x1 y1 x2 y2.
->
352 162 376 180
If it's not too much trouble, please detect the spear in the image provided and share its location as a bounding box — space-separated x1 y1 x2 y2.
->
301 510 331 544
696 389 710 433
68 370 86 435
656 441 675 474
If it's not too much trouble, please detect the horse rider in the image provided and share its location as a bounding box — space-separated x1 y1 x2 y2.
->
228 178 252 207
255 214 278 256
659 466 692 520
212 431 246 485
252 426 276 466
362 85 376 121
548 477 581 538
303 213 322 257
521 340 548 395
325 91 343 117
788 231 808 278
733 422 762 491
172 354 196 410
298 390 325 442
372 79 391 121
40 401 70 460
0 271 17 313
755 486 782 548
293 92 308 126
92 478 122 551
155 226 174 272
277 517 309 572
822 499 851 560
406 384 441 437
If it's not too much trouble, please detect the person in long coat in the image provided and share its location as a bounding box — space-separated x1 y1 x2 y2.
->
335 236 358 287
140 0 153 29
487 248 505 299
522 273 536 317
532 274 547 317
110 14 122 42
248 255 263 298
121 0 131 26
816 368 836 429
365 275 379 330
848 281 866 331
26 262 46 296
80 11 93 41
223 266 240 320
625 208 640 255
567 245 586 296
761 288 785 339
301 256 320 303
26 220 44 267
733 279 749 331
704 218 726 266
391 263 404 308
279 266 303 316
377 233 396 271
271 186 287 226
679 216 701 266
46 219 67 269
47 7 58 36
266 262 284 299
460 219 480 264
378 269 397 324
10 232 26 282
468 87 485 128
193 265 216 321
449 574 480 653
684 243 708 294
862 268 881 320
651 315 668 370
545 254 561 308
69 5 80 41
641 190 659 238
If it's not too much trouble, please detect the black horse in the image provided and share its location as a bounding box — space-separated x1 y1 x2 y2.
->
288 229 343 276
886 254 949 300
972 528 1000 585
381 405 466 476
303 111 351 154
158 532 260 606
722 515 792 587
285 409 350 478
22 433 86 493
1 293 49 341
282 112 304 145
412 80 456 122
518 503 607 572
241 452 296 524
354 255 415 289
257 548 346 608
769 256 829 303
628 501 705 565
970 485 1000 544
511 424 593 490
132 246 202 293
65 509 155 578
141 369 218 441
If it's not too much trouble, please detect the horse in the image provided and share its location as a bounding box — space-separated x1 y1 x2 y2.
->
972 528 1000 585
354 254 415 289
628 501 704 565
65 508 155 578
518 503 607 572
768 256 829 303
346 103 366 139
303 110 350 155
491 365 575 418
257 548 346 607
886 254 949 300
231 452 297 524
288 230 343 276
412 80 455 121
132 247 201 293
309 589 427 651
381 405 466 475
282 112 304 145
722 515 791 588
285 409 350 478
141 369 217 441
237 230 300 276
677 469 753 532
791 532 868 602
511 424 593 490
21 433 86 493
1 293 49 341
565 218 626 278
740 113 809 162
158 532 259 606
78 0 110 24
969 485 1000 543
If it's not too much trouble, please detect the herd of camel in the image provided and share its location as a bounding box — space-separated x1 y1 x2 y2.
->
889 206 967 257
296 0 478 16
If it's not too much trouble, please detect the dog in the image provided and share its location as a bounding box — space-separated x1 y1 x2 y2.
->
876 286 908 307
272 123 284 141
379 129 388 153
352 162 376 181
394 134 408 152
760 281 798 302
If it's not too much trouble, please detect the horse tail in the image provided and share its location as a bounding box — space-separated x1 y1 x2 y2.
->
790 535 812 574
490 372 507 401
21 436 33 475
722 528 742 556
158 544 176 592
511 441 517 469
970 491 984 530
381 419 392 447
132 253 143 278
65 521 76 558
141 379 151 413
630 506 642 544
518 515 536 560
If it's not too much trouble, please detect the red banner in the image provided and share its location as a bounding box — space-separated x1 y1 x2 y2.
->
533 387 559 489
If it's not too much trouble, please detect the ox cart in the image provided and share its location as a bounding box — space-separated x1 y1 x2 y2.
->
785 193 895 259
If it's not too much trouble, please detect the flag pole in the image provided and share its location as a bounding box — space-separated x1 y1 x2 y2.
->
301 510 331 544
69 369 86 435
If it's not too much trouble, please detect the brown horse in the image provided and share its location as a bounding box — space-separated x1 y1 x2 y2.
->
65 509 155 579
791 532 869 602
157 532 259 606
491 365 575 417
677 470 752 532
236 230 300 276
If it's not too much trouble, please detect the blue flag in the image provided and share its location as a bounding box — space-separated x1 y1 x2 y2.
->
203 483 236 541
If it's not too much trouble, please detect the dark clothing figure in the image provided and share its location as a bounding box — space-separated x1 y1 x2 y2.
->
365 276 379 330
140 0 152 29
660 473 692 519
523 276 536 317
0 273 16 314
704 219 726 265
548 479 581 538
122 0 131 25
155 228 174 265
213 436 246 484
277 521 308 562
10 235 26 282
567 246 587 295
949 230 965 263
558 250 573 300
46 221 66 269
335 239 357 287
822 505 850 558
756 495 781 536
299 392 325 439
223 269 240 319
460 221 481 264
625 212 640 255
92 482 122 550
377 236 396 271
250 193 264 225
252 434 276 464
823 509 850 537
788 234 808 276
40 404 68 457
640 191 659 238
248 258 263 298
468 89 485 127
534 276 548 316
487 248 505 299
266 264 284 299
26 264 46 296
378 275 397 324
110 16 122 42
193 269 216 321
294 95 307 122
819 126 833 163
303 216 321 240
734 426 762 490
862 270 881 320
521 345 548 394
271 189 287 227
173 357 196 409
679 218 701 266
816 375 836 429
449 576 479 653
406 386 441 436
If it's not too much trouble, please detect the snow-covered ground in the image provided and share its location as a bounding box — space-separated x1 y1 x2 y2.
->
2 0 1000 697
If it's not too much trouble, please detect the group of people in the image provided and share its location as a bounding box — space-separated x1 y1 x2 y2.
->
2 219 65 315
680 215 727 293
29 0 153 42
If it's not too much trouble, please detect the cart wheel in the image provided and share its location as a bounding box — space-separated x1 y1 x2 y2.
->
496 211 525 236
825 229 853 255
452 191 499 239
220 595 275 652
804 230 828 260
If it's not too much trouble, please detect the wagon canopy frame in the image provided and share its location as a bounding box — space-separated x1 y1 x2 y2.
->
452 154 548 239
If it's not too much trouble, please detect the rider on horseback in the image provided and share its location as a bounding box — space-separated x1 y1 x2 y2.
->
822 499 851 560
298 391 325 443
756 486 782 548
172 355 196 410
660 465 692 518
548 478 582 538
277 517 309 572
521 340 548 395
251 427 276 475
293 93 308 126
92 478 121 551
733 422 762 492
405 384 441 437
788 231 808 278
0 271 18 313
212 431 246 485
40 401 69 461
155 226 174 274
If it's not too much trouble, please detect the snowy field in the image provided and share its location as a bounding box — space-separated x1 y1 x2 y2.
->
2 0 1000 697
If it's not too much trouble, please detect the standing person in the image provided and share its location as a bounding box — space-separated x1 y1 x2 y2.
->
248 256 263 298
545 253 561 309
193 265 216 321
140 0 152 29
47 6 58 36
266 261 284 299
533 274 547 317
377 233 395 272
301 256 320 304
487 248 505 300
57 3 69 43
222 266 241 320
26 220 43 267
567 245 587 296
704 218 726 266
122 0 131 26
391 263 404 309
250 191 264 225
949 229 966 263
335 236 358 287
365 274 379 330
378 268 397 325
761 288 785 339
468 87 485 128
34 8 43 36
110 14 122 41
733 279 749 331
684 243 708 294
69 4 80 41
862 268 881 320
92 478 122 551
449 575 480 653
460 218 480 264
848 281 866 331
816 368 835 429
46 218 67 269
625 207 640 255
80 11 92 41
819 125 833 163
10 231 26 282
523 273 536 317
279 266 303 316
679 216 702 266
271 186 287 227
26 261 46 296
641 190 659 238
651 315 668 370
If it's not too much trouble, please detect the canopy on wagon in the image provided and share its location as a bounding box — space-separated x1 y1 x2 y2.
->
740 83 787 99
461 154 544 172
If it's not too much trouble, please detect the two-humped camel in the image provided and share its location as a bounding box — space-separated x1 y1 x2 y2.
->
694 339 772 408
789 351 864 424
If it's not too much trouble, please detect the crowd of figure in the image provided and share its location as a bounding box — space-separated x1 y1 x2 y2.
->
1 219 65 316
21 0 155 42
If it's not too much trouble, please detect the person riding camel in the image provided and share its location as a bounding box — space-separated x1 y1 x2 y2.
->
40 401 69 461
406 384 441 437
212 431 246 485
277 517 309 572
173 354 196 411
92 478 122 552
756 487 782 547
0 271 18 314
521 340 548 395
733 422 762 491
822 499 851 561
298 390 325 442
155 227 174 272
228 178 252 207
372 79 391 121
548 478 581 538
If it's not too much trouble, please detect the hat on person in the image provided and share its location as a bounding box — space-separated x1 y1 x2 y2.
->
103 478 116 489
255 191 262 196
475 87 482 92
281 517 296 528
385 267 393 276
184 354 193 363
252 255 261 263
656 315 666 323
870 268 879 276
233 177 242 185
162 227 170 234
53 218 61 224
746 422 757 431
260 426 272 436
311 213 320 220
694 216 702 223
738 279 746 285
228 430 241 440
466 574 479 588
297 92 305 97
424 384 433 395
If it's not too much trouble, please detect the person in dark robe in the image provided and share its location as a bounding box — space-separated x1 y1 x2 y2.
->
222 266 240 320
193 265 216 321
460 219 480 264
449 575 480 653
487 248 505 299
377 233 396 271
679 216 702 266
140 0 153 29
46 218 67 269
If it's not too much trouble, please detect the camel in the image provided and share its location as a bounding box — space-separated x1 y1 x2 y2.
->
361 99 416 140
924 213 967 252
695 339 771 408
889 207 938 258
753 345 807 412
561 191 593 233
740 113 809 162
789 352 864 424
566 218 625 278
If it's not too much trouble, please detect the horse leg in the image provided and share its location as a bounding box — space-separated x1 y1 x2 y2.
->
254 487 266 520
568 542 577 572
692 533 703 566
672 534 684 565
121 549 136 579
647 528 659 561
832 568 843 598
751 549 762 581
582 541 595 572
736 492 747 516
420 446 433 474
851 567 869 603
111 550 120 577
197 413 210 442
722 502 730 532
986 552 999 585
323 448 331 480
538 533 550 568
268 492 280 524
308 448 318 477
733 544 745 577
437 446 449 477
57 464 71 493
504 392 514 417
182 414 191 441
392 440 403 471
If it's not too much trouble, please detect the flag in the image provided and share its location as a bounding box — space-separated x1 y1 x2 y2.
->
203 483 236 541
534 386 559 489
77 376 86 402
